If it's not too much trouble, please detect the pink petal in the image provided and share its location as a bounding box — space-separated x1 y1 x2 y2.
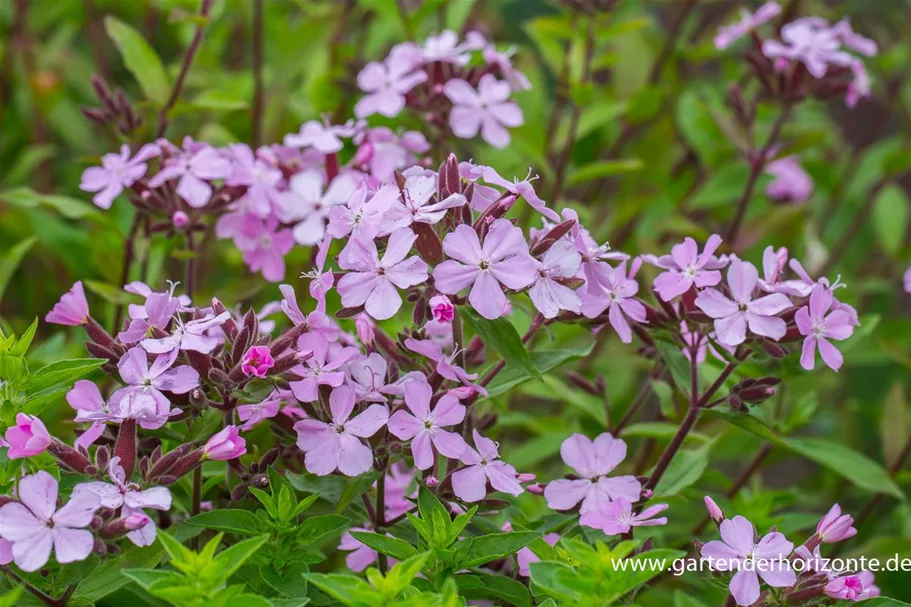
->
52 527 95 564
452 464 487 502
337 434 375 476
345 404 389 438
543 478 590 511
469 271 507 319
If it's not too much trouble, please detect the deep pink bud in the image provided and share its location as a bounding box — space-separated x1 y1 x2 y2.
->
355 314 375 347
815 503 857 543
203 426 246 461
527 483 544 495
5 413 51 459
241 346 275 378
429 295 454 323
425 476 439 488
172 210 189 229
704 495 724 523
517 473 536 483
354 142 374 166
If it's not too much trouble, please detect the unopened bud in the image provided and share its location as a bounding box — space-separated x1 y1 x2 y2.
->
704 496 725 524
172 211 189 229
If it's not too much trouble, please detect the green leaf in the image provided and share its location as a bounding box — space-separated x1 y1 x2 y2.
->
865 599 911 607
872 184 909 258
485 341 594 398
11 318 38 356
104 16 170 104
675 591 711 607
337 470 381 513
259 561 310 598
703 409 785 446
455 573 532 606
350 532 418 560
121 568 182 591
25 358 105 392
84 280 143 305
0 187 101 220
462 309 540 381
0 236 37 304
192 90 250 111
784 436 904 499
383 552 429 595
566 159 643 186
452 531 540 568
297 514 349 544
689 163 752 210
212 534 270 583
653 441 713 497
186 509 262 535
303 573 376 607
655 341 694 397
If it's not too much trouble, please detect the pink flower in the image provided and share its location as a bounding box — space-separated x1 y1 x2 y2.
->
45 281 90 326
80 143 159 209
339 527 391 572
337 228 429 320
345 352 395 402
283 172 357 246
904 267 911 294
762 19 854 78
695 260 792 347
480 165 561 222
141 311 231 355
203 426 247 460
328 184 399 241
815 503 857 543
452 430 523 503
403 338 485 395
355 128 429 182
765 156 812 203
0 471 100 571
421 30 470 65
113 347 200 429
290 333 359 402
714 2 781 49
832 19 877 56
700 515 796 606
429 295 454 323
224 144 285 217
148 145 232 208
118 288 182 343
238 216 296 282
846 59 871 108
237 390 286 431
4 413 51 460
580 499 668 535
544 433 641 514
580 260 647 343
355 45 427 118
826 571 880 600
758 246 813 297
74 421 106 451
516 530 558 577
644 234 727 301
72 456 171 547
241 346 275 378
294 385 388 477
284 120 345 154
444 75 523 148
382 174 467 231
795 286 855 371
705 496 725 523
388 380 467 470
528 239 582 319
434 220 536 320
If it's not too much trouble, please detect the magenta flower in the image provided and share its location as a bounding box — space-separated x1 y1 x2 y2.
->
544 433 641 514
388 380 467 470
452 430 523 503
444 75 523 148
714 2 781 49
45 281 90 326
237 389 286 431
0 471 100 571
289 333 359 402
355 45 427 118
238 216 296 282
141 311 231 355
403 338 485 395
72 456 171 547
429 295 454 323
283 172 357 246
383 174 467 231
4 413 51 460
762 19 854 78
80 143 159 209
203 426 247 461
826 572 880 601
695 260 792 347
294 385 388 477
580 499 668 536
795 286 855 371
815 503 857 543
241 346 275 378
118 289 181 344
644 234 727 301
113 347 199 428
337 228 429 320
434 219 536 320
700 515 796 606
327 184 399 241
224 144 285 217
148 146 232 208
580 260 647 343
284 120 345 154
528 239 582 319
765 156 812 204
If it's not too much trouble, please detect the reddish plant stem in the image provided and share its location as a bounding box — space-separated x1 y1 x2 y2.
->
156 0 215 138
1 566 74 606
251 0 264 148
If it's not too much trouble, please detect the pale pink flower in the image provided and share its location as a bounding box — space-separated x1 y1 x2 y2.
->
141 311 231 355
241 346 275 378
0 471 100 571
294 385 388 477
45 281 90 326
337 228 429 320
421 30 470 65
815 503 857 543
303 239 338 316
237 390 287 431
388 380 467 470
403 338 485 395
355 44 427 118
758 246 813 297
452 430 523 503
355 128 429 182
328 184 399 241
826 572 879 601
429 295 454 323
225 144 285 217
433 220 536 320
644 234 727 301
846 59 871 108
345 352 394 402
481 165 561 222
74 421 106 451
580 260 647 343
580 499 668 535
544 433 641 514
765 156 812 203
118 288 182 343
795 286 854 371
203 426 247 460
528 239 582 319
382 174 467 231
762 19 854 78
832 19 878 56
112 347 199 429
714 2 781 49
700 515 796 606
238 216 296 282
284 120 345 154
339 527 395 572
904 267 911 294
148 145 232 208
480 40 531 91
283 172 357 246
695 260 792 347
444 75 523 148
290 333 360 402
705 496 725 523
72 456 170 547
80 144 159 209
4 413 50 459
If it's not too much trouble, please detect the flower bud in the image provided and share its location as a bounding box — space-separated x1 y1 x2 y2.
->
429 295 454 323
172 211 189 230
517 473 536 483
241 346 275 378
5 413 51 459
203 426 247 461
815 503 856 544
425 476 439 488
704 496 725 524
527 483 545 495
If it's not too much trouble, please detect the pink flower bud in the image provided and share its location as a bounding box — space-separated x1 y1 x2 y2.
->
429 295 454 323
704 495 725 523
517 473 536 483
355 313 375 346
816 503 857 543
447 386 476 400
425 476 439 488
172 210 189 229
353 142 374 166
5 413 51 459
241 346 275 378
203 426 246 461
295 349 314 362
123 512 151 531
527 483 544 495
45 281 90 326
825 572 879 601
